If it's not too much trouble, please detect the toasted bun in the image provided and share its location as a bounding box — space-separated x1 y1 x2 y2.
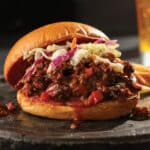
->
4 22 108 87
17 90 138 120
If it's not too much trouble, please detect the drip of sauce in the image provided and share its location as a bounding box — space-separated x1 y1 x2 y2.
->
70 118 81 129
67 100 84 129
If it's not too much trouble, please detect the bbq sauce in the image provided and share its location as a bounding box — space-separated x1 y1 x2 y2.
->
70 102 83 129
70 118 81 129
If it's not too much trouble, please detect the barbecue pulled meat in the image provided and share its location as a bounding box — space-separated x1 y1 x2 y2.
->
17 56 141 104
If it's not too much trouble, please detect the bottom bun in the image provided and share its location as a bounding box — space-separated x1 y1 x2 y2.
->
17 90 139 120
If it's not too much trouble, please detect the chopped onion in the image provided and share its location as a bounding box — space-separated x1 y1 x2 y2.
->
105 40 118 45
47 48 77 73
23 65 35 80
52 48 77 67
95 38 118 45
24 56 44 80
34 56 44 64
95 38 105 43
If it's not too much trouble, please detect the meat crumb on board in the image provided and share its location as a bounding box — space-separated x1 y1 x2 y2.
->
0 102 15 117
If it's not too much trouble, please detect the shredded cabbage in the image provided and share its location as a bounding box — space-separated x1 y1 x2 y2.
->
23 39 123 73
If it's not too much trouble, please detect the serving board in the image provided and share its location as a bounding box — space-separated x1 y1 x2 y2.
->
1 74 150 150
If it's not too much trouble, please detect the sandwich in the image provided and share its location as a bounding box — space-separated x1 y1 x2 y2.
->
4 22 141 125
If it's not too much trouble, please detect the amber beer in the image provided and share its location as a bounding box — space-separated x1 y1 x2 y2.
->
136 0 150 65
136 0 150 52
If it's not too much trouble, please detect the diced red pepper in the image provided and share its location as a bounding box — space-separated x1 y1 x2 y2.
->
91 90 103 104
40 92 50 102
84 90 103 107
85 68 93 77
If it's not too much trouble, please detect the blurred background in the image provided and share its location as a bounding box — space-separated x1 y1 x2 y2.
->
0 0 139 74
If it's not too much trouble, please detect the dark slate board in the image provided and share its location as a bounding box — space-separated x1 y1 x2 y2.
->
1 74 150 149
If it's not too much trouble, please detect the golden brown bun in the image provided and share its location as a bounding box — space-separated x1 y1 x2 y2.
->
17 90 138 120
4 22 108 87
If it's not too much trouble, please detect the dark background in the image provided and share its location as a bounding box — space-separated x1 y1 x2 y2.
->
0 0 137 36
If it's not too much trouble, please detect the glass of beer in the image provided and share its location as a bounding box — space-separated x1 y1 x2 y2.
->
136 0 150 65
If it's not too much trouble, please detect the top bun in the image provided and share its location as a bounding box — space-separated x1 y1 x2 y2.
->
4 21 108 87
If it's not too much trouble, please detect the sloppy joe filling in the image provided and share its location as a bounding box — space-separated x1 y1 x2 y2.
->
16 38 141 107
